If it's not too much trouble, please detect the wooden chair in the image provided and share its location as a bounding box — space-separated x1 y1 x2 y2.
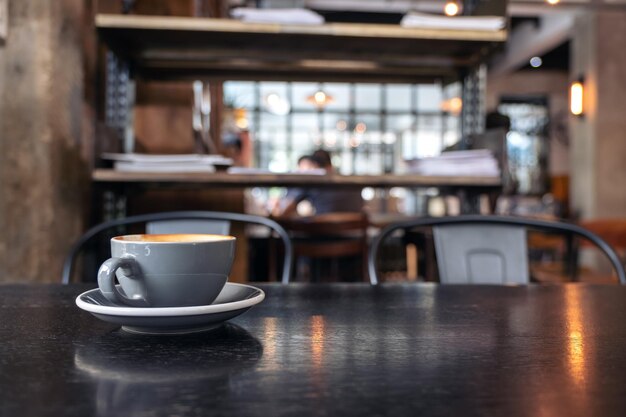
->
368 215 626 285
62 211 293 284
575 219 626 283
578 219 626 251
529 219 626 284
277 212 369 282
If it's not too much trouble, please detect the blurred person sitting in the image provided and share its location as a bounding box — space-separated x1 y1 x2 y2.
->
272 150 363 217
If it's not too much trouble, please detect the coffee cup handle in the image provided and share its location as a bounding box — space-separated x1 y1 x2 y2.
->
97 257 149 307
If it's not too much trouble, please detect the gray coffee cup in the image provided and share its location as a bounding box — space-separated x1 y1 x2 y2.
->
97 234 236 307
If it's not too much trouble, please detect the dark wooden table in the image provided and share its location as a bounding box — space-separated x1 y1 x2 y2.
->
1 283 625 417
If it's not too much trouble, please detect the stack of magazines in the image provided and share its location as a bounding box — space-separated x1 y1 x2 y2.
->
230 8 325 25
405 150 500 177
101 153 233 173
400 12 506 31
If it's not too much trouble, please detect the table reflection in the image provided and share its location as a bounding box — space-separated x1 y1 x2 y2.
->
74 324 262 416
565 285 586 387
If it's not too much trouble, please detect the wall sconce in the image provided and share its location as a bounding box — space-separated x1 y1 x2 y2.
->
570 79 584 116
444 1 461 16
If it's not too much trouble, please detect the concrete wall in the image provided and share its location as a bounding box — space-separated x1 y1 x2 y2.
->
570 11 626 219
0 0 93 283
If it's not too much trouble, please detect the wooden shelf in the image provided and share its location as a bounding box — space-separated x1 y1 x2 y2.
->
96 14 507 83
93 169 502 189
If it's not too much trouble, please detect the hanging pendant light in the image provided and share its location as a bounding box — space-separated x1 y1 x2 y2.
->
307 90 334 108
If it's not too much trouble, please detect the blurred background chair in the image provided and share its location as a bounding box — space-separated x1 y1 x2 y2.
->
578 219 626 259
572 219 626 283
527 218 626 284
368 215 626 285
276 212 369 282
146 219 230 235
62 211 292 284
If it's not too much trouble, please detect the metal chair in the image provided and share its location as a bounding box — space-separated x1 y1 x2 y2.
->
368 215 626 285
62 211 293 284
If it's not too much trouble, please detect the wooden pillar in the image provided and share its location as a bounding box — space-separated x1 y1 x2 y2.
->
0 0 94 283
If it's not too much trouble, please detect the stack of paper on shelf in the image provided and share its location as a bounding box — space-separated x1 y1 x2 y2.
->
400 12 506 31
226 167 326 175
226 167 274 175
102 153 233 173
230 8 325 25
405 150 500 177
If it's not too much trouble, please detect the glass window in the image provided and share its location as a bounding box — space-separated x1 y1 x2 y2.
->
415 131 443 158
260 112 287 129
417 115 443 132
386 85 413 111
224 81 457 173
387 114 414 135
260 82 289 115
352 152 369 174
224 81 256 109
402 131 418 160
268 150 289 173
355 84 381 112
323 113 347 132
323 83 351 111
292 82 320 111
417 84 443 112
260 82 287 100
443 116 461 147
291 113 321 149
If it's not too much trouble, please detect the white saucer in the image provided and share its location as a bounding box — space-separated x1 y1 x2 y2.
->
76 283 264 335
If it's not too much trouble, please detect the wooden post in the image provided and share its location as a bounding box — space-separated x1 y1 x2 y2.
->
0 0 94 283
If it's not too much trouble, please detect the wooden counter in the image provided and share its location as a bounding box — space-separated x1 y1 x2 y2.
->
92 169 502 190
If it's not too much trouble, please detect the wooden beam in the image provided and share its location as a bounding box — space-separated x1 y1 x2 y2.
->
96 14 507 42
490 13 573 77
96 14 506 82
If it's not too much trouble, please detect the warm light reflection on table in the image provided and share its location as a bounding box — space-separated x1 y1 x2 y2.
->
564 285 586 387
310 315 326 369
262 317 278 368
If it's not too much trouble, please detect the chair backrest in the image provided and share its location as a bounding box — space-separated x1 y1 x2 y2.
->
433 224 528 284
277 212 369 281
62 211 293 284
368 215 626 285
146 219 231 235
